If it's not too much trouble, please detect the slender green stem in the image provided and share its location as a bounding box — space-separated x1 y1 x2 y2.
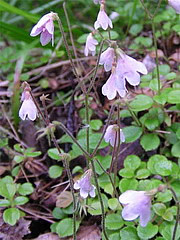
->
139 0 162 95
90 159 108 240
87 40 105 94
126 102 141 127
151 19 161 95
168 187 180 240
95 158 119 198
85 94 90 155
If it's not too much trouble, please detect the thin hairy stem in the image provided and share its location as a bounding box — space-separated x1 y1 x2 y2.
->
90 159 108 240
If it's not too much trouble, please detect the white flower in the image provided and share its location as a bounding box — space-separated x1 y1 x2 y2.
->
168 0 180 14
102 52 147 99
84 33 98 56
99 47 115 72
19 90 37 121
74 170 96 199
94 6 113 30
119 190 151 227
104 125 125 147
30 12 55 46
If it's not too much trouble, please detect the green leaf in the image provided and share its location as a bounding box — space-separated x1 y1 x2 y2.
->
156 190 172 203
108 198 121 211
140 133 160 151
159 221 180 240
136 169 150 179
0 199 10 207
56 218 80 237
129 24 143 36
119 178 138 192
52 207 66 220
129 95 153 111
14 155 25 163
147 155 169 175
18 183 34 196
119 168 134 178
168 90 180 104
162 208 174 222
171 141 180 157
109 232 121 240
137 223 158 239
123 126 142 143
14 196 29 205
124 155 141 170
159 64 170 75
48 148 61 160
25 151 41 157
49 165 63 179
149 78 162 92
120 226 139 240
3 208 21 226
94 155 112 175
105 213 124 230
154 158 172 176
0 182 16 199
153 203 166 216
90 119 103 131
88 194 108 215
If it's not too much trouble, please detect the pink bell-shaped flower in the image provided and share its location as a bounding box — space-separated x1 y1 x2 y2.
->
74 170 96 199
119 190 151 227
19 90 37 121
84 33 98 56
30 12 55 46
104 124 125 147
94 5 113 30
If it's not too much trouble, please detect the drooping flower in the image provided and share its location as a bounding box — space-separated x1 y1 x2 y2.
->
19 89 37 121
99 47 115 72
168 0 180 14
30 12 56 46
74 170 96 199
102 51 147 99
104 124 125 147
94 4 113 30
84 33 98 56
119 190 151 227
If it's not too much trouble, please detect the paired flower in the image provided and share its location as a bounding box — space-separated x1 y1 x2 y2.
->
74 170 96 199
101 48 147 99
168 0 180 14
84 33 98 56
94 4 113 30
119 190 152 227
19 88 37 121
104 125 125 147
30 12 56 46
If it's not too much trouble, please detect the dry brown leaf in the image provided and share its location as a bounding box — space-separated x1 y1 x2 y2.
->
75 225 101 240
0 166 9 176
169 51 180 63
149 49 164 58
56 191 73 208
33 232 60 240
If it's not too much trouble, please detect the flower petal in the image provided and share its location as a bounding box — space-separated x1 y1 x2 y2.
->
115 75 127 98
139 206 151 227
30 25 43 36
45 20 54 34
119 190 146 204
80 189 88 199
40 31 52 46
120 129 125 142
125 55 148 75
122 203 139 221
102 73 117 100
89 186 96 198
124 70 140 86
